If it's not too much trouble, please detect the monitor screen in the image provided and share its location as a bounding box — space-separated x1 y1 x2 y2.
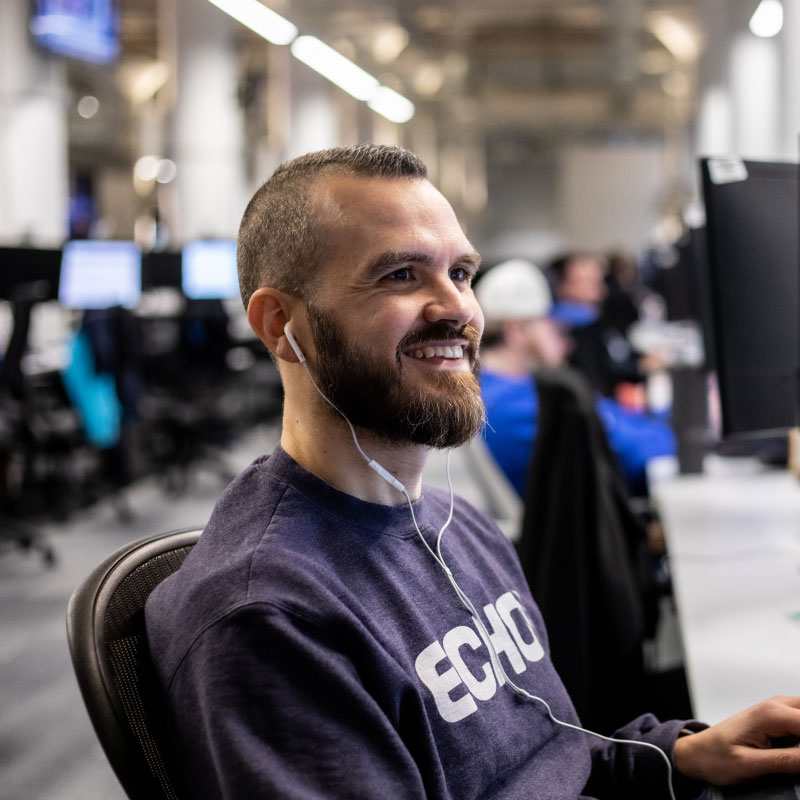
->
661 226 715 369
58 240 142 310
0 247 61 301
30 0 120 65
181 240 240 300
700 157 800 441
141 250 182 291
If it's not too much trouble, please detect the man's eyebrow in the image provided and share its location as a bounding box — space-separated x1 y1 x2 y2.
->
460 252 482 270
364 251 434 278
364 250 482 278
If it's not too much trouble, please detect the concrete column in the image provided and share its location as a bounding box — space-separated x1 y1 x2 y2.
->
285 57 341 160
781 0 800 159
694 0 734 159
0 0 68 245
729 33 781 159
695 0 786 161
168 0 248 242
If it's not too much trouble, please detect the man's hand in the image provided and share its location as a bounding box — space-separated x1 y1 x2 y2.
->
674 696 800 786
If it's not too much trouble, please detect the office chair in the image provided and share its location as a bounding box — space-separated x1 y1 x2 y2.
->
0 286 60 564
517 367 657 734
66 527 202 800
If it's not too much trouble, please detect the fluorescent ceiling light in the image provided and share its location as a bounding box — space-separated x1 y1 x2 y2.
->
368 86 415 123
207 0 297 46
749 0 783 37
372 24 409 64
291 35 379 101
118 60 171 104
646 13 701 62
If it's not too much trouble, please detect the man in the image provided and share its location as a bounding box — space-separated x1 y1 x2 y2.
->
145 144 800 799
477 258 675 497
548 252 664 398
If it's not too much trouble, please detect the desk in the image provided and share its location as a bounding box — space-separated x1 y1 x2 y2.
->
650 459 800 724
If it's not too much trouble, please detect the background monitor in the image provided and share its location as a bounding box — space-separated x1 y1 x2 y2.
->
30 0 120 64
181 240 239 300
141 250 182 291
700 157 800 443
0 247 61 301
58 240 142 310
660 225 715 369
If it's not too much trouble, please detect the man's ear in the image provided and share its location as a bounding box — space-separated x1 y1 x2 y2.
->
247 288 303 363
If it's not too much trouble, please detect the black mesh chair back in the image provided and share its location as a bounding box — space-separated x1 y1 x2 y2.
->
517 368 656 734
67 528 202 800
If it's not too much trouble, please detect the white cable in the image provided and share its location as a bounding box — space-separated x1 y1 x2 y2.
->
298 358 376 468
297 348 677 800
402 451 677 800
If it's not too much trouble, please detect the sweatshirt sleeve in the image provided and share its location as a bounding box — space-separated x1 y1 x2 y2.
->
583 713 709 800
160 602 429 800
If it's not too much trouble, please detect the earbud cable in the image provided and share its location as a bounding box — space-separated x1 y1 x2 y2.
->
298 357 677 800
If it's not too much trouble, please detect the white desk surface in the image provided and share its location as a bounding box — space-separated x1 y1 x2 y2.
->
650 458 800 724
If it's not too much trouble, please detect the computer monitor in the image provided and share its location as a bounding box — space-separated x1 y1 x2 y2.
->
30 0 120 65
662 225 715 369
141 250 182 291
58 240 142 310
181 239 240 300
700 157 800 444
0 247 61 301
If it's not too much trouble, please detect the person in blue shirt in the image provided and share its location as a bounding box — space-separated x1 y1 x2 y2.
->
476 258 676 496
546 251 667 398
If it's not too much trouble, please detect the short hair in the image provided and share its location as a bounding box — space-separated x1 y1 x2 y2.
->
237 144 428 309
548 251 605 284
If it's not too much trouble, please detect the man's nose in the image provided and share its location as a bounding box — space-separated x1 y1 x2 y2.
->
422 277 476 328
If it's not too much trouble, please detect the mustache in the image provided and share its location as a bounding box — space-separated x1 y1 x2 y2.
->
398 322 481 355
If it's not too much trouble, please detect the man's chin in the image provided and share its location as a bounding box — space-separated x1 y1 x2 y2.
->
410 365 480 389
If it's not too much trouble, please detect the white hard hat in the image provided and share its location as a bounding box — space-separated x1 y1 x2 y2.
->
475 259 552 323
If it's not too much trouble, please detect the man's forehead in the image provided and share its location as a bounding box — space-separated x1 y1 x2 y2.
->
312 173 475 263
313 172 438 214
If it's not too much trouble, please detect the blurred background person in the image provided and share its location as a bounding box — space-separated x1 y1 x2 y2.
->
477 258 675 498
547 252 667 402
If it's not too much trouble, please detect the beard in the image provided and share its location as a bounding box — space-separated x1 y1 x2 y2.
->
306 304 486 449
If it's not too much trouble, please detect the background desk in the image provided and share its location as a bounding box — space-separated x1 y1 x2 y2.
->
650 459 800 724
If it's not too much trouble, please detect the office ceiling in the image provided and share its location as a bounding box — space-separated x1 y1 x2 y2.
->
61 0 724 188
281 0 704 138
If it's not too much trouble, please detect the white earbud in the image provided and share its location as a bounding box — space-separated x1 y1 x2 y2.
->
283 322 306 363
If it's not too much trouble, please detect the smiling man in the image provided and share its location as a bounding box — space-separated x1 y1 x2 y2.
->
145 145 800 799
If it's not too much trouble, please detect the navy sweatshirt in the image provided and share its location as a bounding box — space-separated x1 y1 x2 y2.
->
145 446 705 799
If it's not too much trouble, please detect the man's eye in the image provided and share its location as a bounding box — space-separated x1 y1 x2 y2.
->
451 267 472 282
386 268 412 281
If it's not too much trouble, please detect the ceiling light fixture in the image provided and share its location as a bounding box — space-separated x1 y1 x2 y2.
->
367 86 415 124
207 2 415 123
290 35 380 101
749 0 783 37
290 35 415 121
77 95 100 119
372 24 409 64
207 0 297 45
646 13 701 62
118 60 171 104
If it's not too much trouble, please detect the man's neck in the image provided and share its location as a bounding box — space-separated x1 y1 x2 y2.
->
280 409 428 505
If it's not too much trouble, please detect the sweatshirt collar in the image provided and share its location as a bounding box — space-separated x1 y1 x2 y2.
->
260 444 430 537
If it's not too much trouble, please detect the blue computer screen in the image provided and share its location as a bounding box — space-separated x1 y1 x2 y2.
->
58 240 142 310
181 240 240 300
30 0 120 65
